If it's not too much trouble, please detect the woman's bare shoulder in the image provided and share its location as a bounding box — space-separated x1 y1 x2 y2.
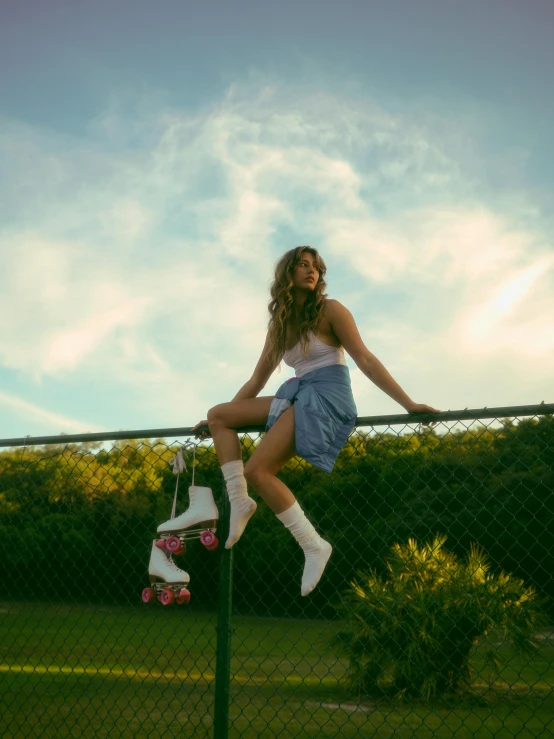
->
320 298 346 344
323 297 348 315
322 298 353 332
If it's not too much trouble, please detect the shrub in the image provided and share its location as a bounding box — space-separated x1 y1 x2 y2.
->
333 534 550 701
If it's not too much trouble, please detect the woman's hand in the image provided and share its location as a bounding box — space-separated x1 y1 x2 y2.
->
404 402 441 427
190 420 211 440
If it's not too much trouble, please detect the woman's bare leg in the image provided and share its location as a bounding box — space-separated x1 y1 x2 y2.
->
207 396 279 547
208 425 242 466
243 406 297 513
206 396 275 465
244 405 332 596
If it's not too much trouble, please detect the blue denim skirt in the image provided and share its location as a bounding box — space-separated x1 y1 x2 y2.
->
265 364 358 473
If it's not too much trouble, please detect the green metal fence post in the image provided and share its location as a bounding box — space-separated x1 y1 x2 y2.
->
213 486 233 739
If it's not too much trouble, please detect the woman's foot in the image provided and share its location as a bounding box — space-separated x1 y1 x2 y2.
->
301 538 333 596
225 497 257 548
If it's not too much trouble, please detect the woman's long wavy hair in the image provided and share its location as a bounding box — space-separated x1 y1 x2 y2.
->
266 246 328 372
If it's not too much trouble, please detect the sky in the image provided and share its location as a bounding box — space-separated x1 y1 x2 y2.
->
1 0 553 442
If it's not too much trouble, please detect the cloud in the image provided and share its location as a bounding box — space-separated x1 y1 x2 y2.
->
338 206 554 415
0 390 102 434
0 80 552 436
453 252 554 356
43 291 152 373
0 235 153 377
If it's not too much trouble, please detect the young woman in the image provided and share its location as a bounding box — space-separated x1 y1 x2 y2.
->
191 246 439 596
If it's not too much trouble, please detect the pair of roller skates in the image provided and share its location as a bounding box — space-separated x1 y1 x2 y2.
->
141 446 219 607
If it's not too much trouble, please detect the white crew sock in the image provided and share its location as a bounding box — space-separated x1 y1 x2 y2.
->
276 500 333 596
221 459 257 549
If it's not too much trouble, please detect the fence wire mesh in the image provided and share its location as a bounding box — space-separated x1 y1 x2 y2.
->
1 406 553 738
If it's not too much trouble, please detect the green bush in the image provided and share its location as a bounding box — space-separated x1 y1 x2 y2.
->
333 534 550 701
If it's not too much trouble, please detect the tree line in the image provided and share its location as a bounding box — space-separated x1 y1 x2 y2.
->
0 415 552 619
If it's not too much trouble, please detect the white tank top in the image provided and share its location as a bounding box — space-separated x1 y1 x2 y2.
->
282 330 347 378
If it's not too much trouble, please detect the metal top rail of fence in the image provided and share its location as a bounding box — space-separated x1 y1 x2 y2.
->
1 402 552 448
1 401 553 739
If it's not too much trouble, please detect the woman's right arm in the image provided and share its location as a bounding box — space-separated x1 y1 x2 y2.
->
192 331 280 437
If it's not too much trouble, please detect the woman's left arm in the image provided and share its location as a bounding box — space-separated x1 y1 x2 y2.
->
327 300 440 420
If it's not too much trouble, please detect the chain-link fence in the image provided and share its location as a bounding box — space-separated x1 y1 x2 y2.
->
1 404 553 738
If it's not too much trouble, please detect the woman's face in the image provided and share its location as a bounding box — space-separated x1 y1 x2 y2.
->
293 252 319 290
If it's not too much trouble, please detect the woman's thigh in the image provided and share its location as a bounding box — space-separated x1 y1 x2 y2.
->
207 396 275 429
244 405 296 477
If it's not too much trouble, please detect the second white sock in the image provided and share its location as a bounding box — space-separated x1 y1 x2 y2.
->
277 500 332 596
221 459 257 549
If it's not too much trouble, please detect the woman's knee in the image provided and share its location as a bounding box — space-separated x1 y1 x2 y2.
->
243 462 269 486
207 396 274 431
207 404 224 428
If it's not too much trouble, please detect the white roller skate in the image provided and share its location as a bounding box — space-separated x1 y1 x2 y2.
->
141 541 191 606
156 485 219 554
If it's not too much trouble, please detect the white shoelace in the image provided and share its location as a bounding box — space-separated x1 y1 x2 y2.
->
165 556 184 573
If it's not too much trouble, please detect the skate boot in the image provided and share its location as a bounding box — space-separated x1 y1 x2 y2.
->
156 485 219 554
141 541 191 606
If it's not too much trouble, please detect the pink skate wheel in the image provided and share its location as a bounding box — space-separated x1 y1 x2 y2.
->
141 587 156 603
155 539 167 550
166 536 182 553
176 588 191 605
200 531 218 549
160 588 175 606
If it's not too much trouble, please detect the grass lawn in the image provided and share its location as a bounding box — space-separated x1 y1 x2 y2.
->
0 601 553 738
